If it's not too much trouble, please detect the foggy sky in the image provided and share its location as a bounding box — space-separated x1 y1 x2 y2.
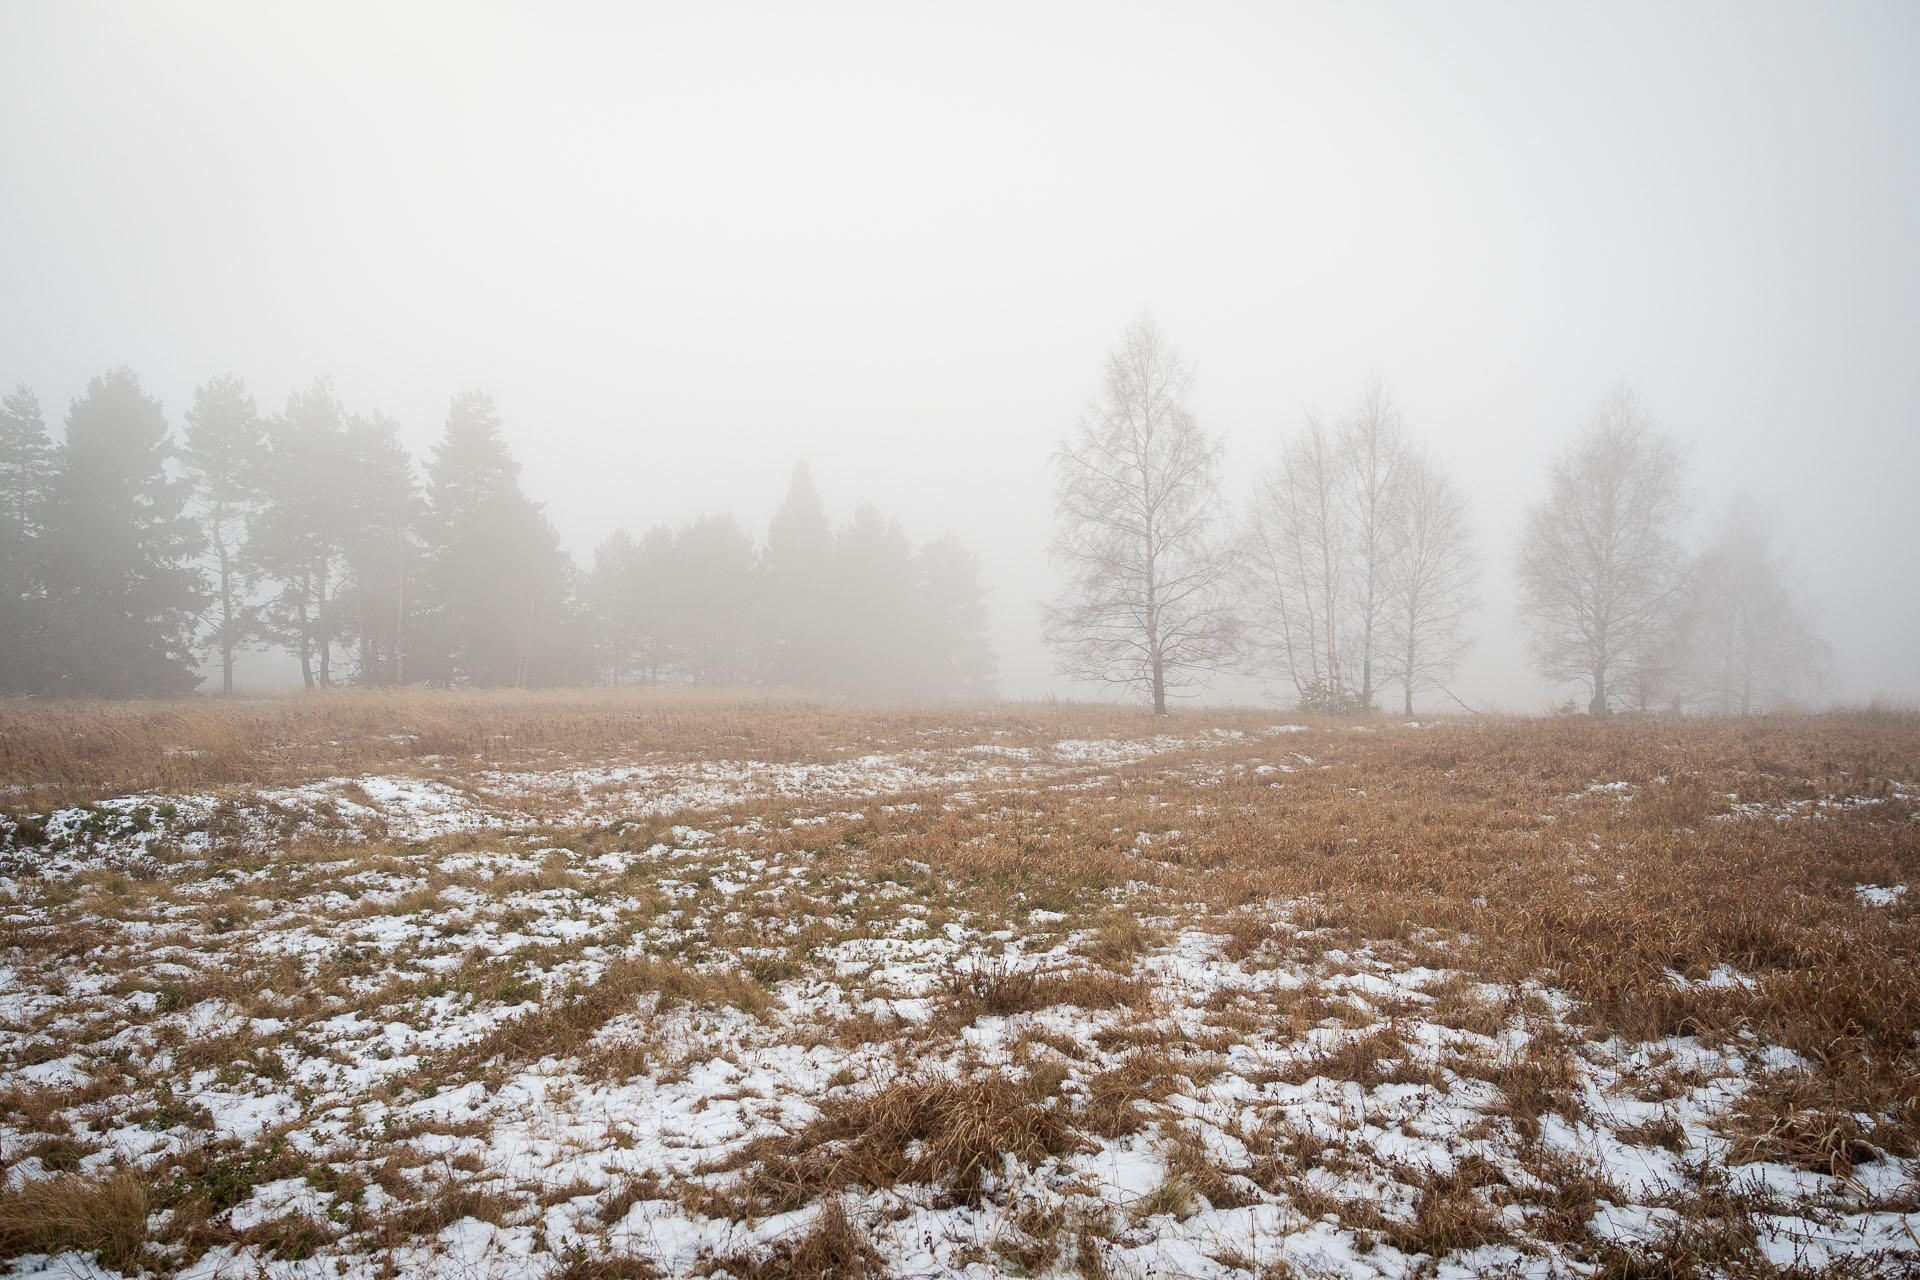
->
4 1 1916 707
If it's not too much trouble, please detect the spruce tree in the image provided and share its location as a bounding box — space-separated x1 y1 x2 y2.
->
0 385 53 691
673 515 756 685
341 411 416 684
419 392 572 686
760 461 836 686
39 369 205 696
913 534 999 699
832 504 915 696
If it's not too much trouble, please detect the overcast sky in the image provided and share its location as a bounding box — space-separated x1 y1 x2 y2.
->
3 1 1916 706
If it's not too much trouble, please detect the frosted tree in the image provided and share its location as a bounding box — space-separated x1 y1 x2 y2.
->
1516 387 1688 715
1044 316 1238 715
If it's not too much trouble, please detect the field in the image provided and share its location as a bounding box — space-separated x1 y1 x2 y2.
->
0 692 1916 1280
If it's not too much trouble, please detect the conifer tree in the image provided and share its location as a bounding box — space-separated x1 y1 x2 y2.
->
182 375 264 694
419 391 572 686
913 534 998 699
0 385 54 691
673 515 756 685
251 379 352 688
832 504 916 696
759 462 836 686
341 411 416 684
39 369 204 695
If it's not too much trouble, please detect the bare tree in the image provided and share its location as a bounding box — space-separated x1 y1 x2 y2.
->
1044 316 1238 715
1386 448 1478 716
1244 379 1436 713
1516 386 1689 716
1337 378 1407 708
1668 496 1828 713
1244 413 1346 705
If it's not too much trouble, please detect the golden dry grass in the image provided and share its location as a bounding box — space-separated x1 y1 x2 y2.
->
0 1172 150 1270
1 694 1915 1274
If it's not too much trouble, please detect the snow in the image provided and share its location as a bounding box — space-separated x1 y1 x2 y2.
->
0 724 1911 1279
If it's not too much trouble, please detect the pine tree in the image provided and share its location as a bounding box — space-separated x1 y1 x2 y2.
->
673 515 756 685
0 385 54 691
588 530 645 685
39 369 205 696
913 534 999 699
340 411 416 684
759 462 836 686
419 391 572 686
251 379 352 688
181 375 264 695
629 525 678 685
832 504 916 696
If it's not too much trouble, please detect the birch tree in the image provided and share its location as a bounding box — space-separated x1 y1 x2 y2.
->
1338 379 1407 708
1669 497 1828 713
1385 448 1478 716
1516 386 1688 716
1244 380 1470 714
1244 414 1347 706
1044 316 1237 715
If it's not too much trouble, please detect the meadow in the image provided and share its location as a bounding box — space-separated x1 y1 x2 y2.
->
0 692 1914 1279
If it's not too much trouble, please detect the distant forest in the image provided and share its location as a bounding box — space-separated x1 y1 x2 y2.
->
0 370 998 700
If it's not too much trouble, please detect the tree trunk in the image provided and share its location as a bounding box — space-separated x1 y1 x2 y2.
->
316 565 331 687
1589 660 1607 717
217 540 235 696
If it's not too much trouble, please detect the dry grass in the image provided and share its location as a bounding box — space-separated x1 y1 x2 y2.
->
714 1201 885 1280
943 955 1152 1021
727 1073 1084 1210
2 696 1916 1275
0 687 1269 814
0 1171 150 1270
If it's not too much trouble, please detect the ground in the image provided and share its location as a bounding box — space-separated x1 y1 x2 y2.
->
0 692 1915 1279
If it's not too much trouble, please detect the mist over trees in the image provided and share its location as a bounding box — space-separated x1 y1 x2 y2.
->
1044 317 1239 715
1046 319 1823 717
1515 389 1692 715
38 371 205 697
1242 381 1479 716
1662 498 1830 714
0 371 998 700
589 466 997 698
1514 390 1827 716
3 336 1833 715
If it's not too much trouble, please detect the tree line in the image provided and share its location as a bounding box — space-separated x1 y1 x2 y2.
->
1046 317 1827 716
0 369 996 699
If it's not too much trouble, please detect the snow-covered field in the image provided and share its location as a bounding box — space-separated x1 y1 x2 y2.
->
1 707 1915 1279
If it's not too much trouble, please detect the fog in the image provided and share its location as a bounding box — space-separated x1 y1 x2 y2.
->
4 1 1916 706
